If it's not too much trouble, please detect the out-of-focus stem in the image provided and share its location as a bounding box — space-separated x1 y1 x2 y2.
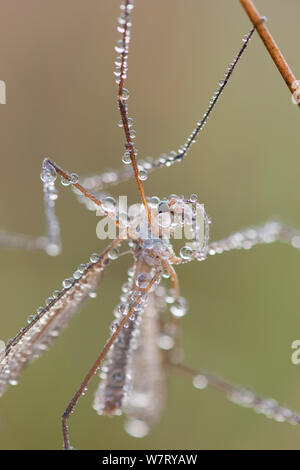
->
240 0 300 106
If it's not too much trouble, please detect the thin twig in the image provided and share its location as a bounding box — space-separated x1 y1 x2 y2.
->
239 0 300 106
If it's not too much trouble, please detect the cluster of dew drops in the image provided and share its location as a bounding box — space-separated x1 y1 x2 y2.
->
113 1 185 179
114 9 255 177
32 0 199 360
113 1 190 180
24 250 119 328
114 1 149 183
110 266 188 339
8 1 298 431
36 165 196 341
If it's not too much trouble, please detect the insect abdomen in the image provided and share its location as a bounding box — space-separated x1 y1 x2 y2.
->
93 314 139 415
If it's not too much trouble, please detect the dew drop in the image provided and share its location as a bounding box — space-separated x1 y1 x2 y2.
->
157 334 174 351
49 190 58 201
62 278 73 289
122 88 130 100
115 55 122 66
127 266 135 277
73 270 82 280
122 151 131 164
9 379 18 386
143 239 153 250
165 289 175 304
170 297 188 317
157 201 169 213
150 196 160 208
69 173 79 184
118 211 130 226
117 14 126 25
78 264 87 274
115 39 125 53
40 161 57 184
180 245 193 260
157 212 171 228
124 419 149 438
136 272 150 289
61 176 71 187
108 248 119 260
112 370 124 383
193 374 208 390
122 282 130 293
111 321 119 333
46 243 61 257
102 196 116 212
190 194 198 203
138 169 148 181
90 253 100 263
117 25 125 34
46 297 55 305
118 303 128 316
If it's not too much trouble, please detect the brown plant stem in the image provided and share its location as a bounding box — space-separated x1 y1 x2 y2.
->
239 0 300 106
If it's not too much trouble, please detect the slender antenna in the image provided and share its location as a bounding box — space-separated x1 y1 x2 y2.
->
240 0 300 107
115 0 152 224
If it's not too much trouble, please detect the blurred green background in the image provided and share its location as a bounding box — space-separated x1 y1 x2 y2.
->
0 0 300 450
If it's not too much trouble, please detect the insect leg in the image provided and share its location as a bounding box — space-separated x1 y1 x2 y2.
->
202 220 300 259
161 261 183 363
113 1 151 224
0 158 61 255
61 269 161 450
0 236 125 398
0 158 123 255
